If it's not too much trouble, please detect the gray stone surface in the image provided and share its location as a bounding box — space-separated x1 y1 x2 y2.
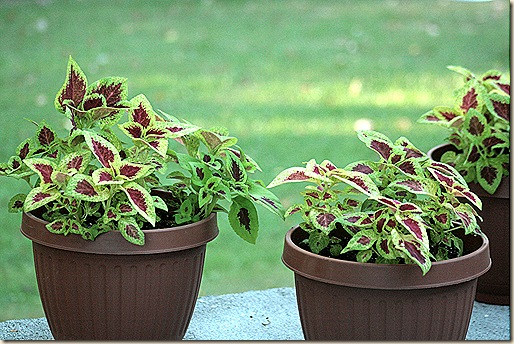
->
0 287 510 340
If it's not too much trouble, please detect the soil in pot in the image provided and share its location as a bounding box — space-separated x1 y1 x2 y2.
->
282 226 491 341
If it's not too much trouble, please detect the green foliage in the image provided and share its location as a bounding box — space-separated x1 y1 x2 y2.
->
0 56 284 245
269 130 482 275
418 67 510 194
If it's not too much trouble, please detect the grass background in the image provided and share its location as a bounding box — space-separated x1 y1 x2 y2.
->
0 0 509 321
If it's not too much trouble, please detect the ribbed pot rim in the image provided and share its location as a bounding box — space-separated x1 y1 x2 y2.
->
282 226 491 290
21 211 219 255
427 143 510 199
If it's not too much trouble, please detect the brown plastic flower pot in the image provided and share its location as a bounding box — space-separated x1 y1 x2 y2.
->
282 226 490 341
20 211 219 340
428 143 510 305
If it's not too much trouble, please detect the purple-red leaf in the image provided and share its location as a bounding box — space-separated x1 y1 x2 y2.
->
87 77 127 108
267 167 310 188
37 125 56 147
129 94 155 128
55 56 87 113
23 158 55 185
122 182 156 226
370 140 392 160
82 131 120 169
24 187 59 212
460 87 479 113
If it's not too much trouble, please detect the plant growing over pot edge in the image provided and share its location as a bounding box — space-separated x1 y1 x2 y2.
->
268 130 482 275
0 56 284 245
418 66 510 194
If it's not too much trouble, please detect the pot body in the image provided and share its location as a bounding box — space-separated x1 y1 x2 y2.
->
282 226 490 341
428 143 510 305
21 211 219 340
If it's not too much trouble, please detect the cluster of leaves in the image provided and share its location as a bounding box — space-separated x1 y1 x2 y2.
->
268 130 482 275
0 56 284 245
418 66 510 194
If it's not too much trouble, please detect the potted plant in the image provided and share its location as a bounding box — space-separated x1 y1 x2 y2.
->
0 56 284 340
268 130 490 340
418 66 510 305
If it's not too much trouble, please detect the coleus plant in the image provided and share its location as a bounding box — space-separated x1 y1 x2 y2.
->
418 66 510 194
0 56 284 245
268 130 482 275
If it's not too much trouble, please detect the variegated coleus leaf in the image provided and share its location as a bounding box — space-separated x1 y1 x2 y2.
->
344 160 376 175
117 162 152 181
228 196 259 244
428 167 482 209
417 107 461 127
23 158 56 186
189 162 213 187
453 203 480 235
82 131 121 169
308 232 330 254
357 130 393 161
284 204 303 218
119 96 176 157
85 76 128 110
485 92 510 122
35 122 58 149
8 194 26 213
248 180 285 218
463 108 490 140
391 179 436 196
335 212 374 235
117 202 137 216
65 174 110 202
198 130 221 152
267 166 310 188
455 79 487 114
476 159 503 196
128 94 157 128
92 168 123 185
341 229 377 255
391 229 432 275
54 56 87 114
46 218 84 237
227 147 262 172
16 138 35 161
428 161 467 186
121 182 156 226
376 197 423 216
394 212 428 247
330 169 380 197
24 187 60 212
102 207 121 224
58 151 91 175
119 218 145 246
376 237 396 260
153 195 168 211
308 208 338 234
304 159 329 179
225 149 247 183
394 136 425 159
156 110 201 138
393 158 423 177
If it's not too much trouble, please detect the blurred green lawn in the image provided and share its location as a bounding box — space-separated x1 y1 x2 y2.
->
0 0 509 321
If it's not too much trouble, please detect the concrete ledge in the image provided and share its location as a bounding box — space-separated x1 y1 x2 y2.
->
0 288 510 340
